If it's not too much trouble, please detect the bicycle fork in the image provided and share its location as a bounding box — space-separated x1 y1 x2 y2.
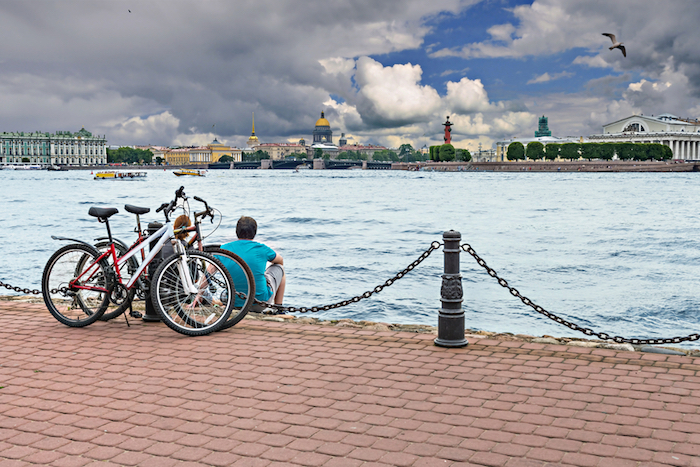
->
173 241 200 295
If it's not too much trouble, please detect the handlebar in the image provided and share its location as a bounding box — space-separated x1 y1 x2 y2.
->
193 196 215 223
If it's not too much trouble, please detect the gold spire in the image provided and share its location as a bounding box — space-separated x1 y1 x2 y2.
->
251 112 255 136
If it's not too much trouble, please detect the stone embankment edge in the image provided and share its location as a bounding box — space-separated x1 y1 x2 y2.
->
3 294 697 357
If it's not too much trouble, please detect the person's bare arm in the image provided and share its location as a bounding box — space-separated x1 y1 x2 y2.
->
271 253 283 265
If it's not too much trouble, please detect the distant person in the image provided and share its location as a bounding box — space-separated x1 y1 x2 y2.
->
220 216 285 312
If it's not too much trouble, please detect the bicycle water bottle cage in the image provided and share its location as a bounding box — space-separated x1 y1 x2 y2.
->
124 205 150 215
88 207 119 221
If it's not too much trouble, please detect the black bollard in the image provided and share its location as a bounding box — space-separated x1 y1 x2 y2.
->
141 222 163 322
435 230 468 348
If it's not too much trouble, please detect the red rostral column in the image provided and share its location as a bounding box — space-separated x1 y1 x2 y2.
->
443 116 452 144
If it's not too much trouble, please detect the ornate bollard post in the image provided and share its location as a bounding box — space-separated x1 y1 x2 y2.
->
435 230 468 347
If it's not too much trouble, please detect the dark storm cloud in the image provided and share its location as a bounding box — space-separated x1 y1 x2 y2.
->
0 0 475 145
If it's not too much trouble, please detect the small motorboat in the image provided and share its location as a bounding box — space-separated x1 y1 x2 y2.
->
174 169 206 177
94 171 147 180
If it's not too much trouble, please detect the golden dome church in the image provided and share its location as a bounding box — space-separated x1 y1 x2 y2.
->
312 111 333 144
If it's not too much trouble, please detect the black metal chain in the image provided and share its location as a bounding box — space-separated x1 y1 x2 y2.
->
461 243 700 346
0 280 41 295
258 241 443 314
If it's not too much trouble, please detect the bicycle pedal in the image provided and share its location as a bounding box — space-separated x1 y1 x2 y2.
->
129 310 143 319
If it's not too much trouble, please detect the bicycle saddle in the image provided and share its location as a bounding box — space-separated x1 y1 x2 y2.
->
124 204 150 215
88 207 119 219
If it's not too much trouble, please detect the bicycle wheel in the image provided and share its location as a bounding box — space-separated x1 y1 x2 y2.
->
93 240 138 321
42 244 110 327
150 250 234 336
203 246 255 330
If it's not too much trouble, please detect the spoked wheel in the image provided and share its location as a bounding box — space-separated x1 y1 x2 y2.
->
92 241 138 321
202 246 255 330
150 251 234 336
42 244 110 327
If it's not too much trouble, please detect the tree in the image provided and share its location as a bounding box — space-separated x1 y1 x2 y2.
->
218 155 233 163
662 144 673 160
526 142 545 160
439 144 456 162
579 143 600 160
643 143 665 161
616 142 635 160
155 156 164 165
506 142 525 161
456 148 471 162
429 145 440 161
544 143 560 161
598 143 615 161
313 148 324 159
398 143 414 160
107 147 153 164
560 143 580 160
21 157 30 163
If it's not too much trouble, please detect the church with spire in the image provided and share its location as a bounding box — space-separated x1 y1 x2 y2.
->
247 112 259 147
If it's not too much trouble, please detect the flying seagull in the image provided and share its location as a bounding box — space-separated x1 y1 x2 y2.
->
602 33 626 57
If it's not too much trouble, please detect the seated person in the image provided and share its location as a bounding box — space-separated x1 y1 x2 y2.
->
220 216 285 311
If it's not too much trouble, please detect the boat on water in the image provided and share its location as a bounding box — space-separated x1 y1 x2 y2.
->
3 164 43 170
94 171 147 180
174 169 206 177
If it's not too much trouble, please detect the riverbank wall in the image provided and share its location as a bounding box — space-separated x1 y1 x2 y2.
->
393 160 699 172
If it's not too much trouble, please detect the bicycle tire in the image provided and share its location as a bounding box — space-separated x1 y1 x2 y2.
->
93 240 138 321
202 246 255 330
42 244 110 327
150 250 234 336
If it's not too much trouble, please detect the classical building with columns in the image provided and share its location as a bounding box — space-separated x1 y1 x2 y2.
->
0 127 107 167
589 114 700 160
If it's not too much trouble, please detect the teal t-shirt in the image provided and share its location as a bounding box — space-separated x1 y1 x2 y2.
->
219 240 277 303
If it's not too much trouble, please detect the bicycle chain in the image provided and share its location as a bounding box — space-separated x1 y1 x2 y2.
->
461 243 700 346
259 242 442 314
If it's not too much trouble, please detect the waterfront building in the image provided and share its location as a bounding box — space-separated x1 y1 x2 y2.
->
0 127 107 167
588 114 700 160
161 139 242 166
253 142 306 160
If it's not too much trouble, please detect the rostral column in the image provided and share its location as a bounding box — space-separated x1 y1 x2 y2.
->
443 116 452 144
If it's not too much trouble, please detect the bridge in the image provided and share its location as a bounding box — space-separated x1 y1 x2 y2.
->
209 159 392 170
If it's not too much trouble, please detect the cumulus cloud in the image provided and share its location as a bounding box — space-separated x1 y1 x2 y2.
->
353 57 442 127
527 71 574 85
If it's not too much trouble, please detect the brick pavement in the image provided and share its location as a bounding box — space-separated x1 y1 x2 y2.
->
1 301 700 467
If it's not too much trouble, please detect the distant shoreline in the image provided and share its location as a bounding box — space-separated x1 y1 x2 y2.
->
10 160 699 173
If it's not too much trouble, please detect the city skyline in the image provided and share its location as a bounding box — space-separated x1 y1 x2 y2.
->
0 1 699 152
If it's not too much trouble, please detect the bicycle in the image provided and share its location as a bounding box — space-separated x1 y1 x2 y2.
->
42 188 237 336
90 192 255 328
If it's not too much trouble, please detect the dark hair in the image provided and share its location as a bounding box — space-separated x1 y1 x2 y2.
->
236 216 257 239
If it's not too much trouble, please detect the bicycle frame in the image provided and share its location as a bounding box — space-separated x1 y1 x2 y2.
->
75 222 199 295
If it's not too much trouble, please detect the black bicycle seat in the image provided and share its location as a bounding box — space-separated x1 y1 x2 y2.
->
88 207 119 219
124 204 150 215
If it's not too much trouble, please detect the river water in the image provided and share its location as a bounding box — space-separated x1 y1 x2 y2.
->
1 168 699 346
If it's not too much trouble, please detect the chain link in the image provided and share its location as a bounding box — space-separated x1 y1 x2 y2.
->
461 243 700 346
0 279 41 295
260 241 442 314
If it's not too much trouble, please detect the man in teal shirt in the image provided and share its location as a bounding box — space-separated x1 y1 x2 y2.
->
220 216 285 311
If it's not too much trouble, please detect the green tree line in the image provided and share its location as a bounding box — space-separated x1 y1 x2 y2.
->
106 147 154 164
507 141 673 162
429 144 471 162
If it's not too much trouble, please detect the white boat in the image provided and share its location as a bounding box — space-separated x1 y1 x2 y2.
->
94 171 147 180
4 164 42 170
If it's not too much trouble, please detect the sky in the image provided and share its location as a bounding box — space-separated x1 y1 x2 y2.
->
1 0 700 151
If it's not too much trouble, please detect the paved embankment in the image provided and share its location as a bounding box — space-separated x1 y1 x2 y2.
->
2 301 700 467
